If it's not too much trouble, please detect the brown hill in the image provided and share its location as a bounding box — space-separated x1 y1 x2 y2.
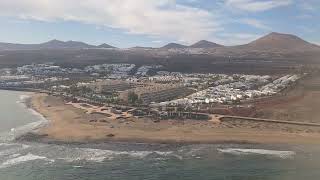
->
238 32 320 52
161 43 188 49
97 43 116 48
0 40 113 50
40 40 95 49
190 40 223 48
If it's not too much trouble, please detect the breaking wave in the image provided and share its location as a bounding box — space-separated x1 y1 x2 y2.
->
217 148 295 159
18 94 48 124
0 94 49 142
19 94 31 101
0 153 53 169
0 119 47 142
59 147 177 162
0 143 30 158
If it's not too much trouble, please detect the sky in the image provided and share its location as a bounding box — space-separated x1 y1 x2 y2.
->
0 0 319 48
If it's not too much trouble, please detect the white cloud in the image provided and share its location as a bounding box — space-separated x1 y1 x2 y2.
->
240 18 270 30
225 0 292 12
0 0 222 43
152 40 163 43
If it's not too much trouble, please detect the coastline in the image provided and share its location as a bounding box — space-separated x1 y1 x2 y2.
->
13 92 49 140
26 93 320 145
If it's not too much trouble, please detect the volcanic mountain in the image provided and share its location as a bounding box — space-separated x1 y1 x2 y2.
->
190 40 223 48
0 40 96 50
97 43 115 48
237 32 320 52
161 43 188 49
39 40 95 49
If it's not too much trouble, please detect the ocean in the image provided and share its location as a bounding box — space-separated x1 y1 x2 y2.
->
0 90 320 180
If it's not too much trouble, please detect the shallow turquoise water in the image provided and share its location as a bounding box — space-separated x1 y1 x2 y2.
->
0 90 320 180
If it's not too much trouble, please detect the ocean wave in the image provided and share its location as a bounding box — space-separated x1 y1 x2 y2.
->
0 143 13 147
7 120 47 141
217 148 295 159
73 165 83 168
0 143 30 157
0 93 48 142
60 148 176 162
19 95 31 101
0 153 53 169
1 143 180 166
5 95 49 141
16 94 31 108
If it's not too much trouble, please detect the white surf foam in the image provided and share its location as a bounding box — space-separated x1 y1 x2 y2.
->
16 94 32 108
73 165 83 168
0 143 30 157
9 153 21 159
0 143 13 147
0 93 49 142
19 95 31 101
17 94 48 124
0 153 52 169
4 94 49 141
2 119 48 142
60 148 176 162
217 148 295 159
17 95 31 104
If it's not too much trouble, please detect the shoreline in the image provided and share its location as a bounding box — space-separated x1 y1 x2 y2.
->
10 92 50 140
25 93 320 145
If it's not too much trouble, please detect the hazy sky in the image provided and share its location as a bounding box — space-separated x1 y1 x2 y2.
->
0 0 319 47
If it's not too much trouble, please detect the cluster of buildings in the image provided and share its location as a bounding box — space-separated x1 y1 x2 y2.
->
84 63 136 78
148 75 181 83
152 74 300 106
135 65 162 76
17 64 68 76
0 63 303 110
119 83 195 104
260 75 300 94
92 80 135 94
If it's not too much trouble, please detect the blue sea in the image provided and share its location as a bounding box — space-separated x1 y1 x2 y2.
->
0 90 320 180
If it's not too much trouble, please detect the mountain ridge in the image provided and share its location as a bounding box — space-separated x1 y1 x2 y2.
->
236 32 320 51
97 43 116 48
0 40 116 50
0 32 319 53
161 43 188 49
190 40 223 48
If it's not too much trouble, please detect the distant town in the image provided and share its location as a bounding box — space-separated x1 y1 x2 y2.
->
0 62 303 121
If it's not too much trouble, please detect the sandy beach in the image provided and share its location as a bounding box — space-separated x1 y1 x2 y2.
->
29 93 320 144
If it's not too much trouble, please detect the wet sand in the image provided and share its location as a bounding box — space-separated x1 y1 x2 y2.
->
30 93 320 144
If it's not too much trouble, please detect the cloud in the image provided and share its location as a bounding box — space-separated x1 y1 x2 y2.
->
300 2 316 11
240 18 270 30
225 0 292 12
0 0 222 43
152 40 163 43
